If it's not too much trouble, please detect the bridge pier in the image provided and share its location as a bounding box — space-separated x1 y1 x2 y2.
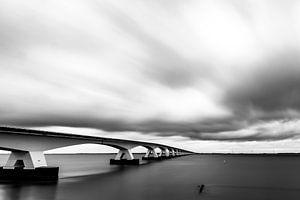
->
0 151 58 181
142 149 160 160
170 149 176 157
160 148 170 159
110 149 139 165
5 151 47 169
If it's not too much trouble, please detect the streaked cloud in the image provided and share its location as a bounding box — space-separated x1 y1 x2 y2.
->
1 0 300 152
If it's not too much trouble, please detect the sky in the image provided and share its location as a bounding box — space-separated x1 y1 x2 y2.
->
1 0 300 153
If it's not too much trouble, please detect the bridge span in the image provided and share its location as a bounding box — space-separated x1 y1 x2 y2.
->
0 126 193 180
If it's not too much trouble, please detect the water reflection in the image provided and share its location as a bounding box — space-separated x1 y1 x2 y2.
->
0 154 142 200
1 182 58 200
0 154 299 200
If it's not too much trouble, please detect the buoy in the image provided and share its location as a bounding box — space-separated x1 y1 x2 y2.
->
198 184 205 194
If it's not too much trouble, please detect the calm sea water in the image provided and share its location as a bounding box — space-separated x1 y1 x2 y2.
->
0 154 299 200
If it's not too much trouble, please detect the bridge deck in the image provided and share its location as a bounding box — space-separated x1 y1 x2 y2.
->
0 126 190 152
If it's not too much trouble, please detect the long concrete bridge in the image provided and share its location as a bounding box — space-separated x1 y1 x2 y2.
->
0 126 193 180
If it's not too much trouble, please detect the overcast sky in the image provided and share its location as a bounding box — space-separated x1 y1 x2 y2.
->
2 0 300 153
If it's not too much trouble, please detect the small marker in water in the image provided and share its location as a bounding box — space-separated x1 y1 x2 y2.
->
198 184 205 194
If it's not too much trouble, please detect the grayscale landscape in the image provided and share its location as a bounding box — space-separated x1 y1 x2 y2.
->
0 0 300 199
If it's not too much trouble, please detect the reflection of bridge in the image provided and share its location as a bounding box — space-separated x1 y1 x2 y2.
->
0 127 193 180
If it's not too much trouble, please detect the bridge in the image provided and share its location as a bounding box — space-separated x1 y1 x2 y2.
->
0 126 193 180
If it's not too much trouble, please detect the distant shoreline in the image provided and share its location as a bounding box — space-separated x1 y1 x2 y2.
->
196 153 300 156
0 153 145 155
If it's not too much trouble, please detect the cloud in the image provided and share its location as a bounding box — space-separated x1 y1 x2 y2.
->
1 0 300 149
191 119 300 142
225 51 300 120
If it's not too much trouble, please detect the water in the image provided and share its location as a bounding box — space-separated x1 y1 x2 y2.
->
0 154 300 200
